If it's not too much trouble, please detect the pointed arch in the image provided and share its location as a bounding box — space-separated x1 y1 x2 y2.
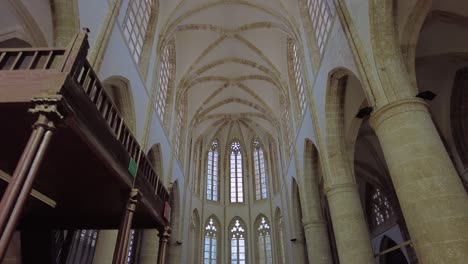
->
102 76 137 134
206 139 220 201
147 143 163 180
203 215 221 263
229 217 248 264
254 214 273 264
253 137 268 200
291 178 308 263
379 236 409 264
229 139 244 203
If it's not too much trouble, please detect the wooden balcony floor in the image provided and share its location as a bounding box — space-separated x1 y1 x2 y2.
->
0 103 161 230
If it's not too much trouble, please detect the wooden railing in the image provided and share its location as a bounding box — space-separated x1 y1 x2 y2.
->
0 48 67 71
0 32 169 209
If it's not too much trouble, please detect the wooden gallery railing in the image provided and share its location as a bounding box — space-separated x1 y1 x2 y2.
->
0 32 170 263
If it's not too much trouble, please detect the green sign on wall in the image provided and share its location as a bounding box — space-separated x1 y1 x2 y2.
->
128 158 137 177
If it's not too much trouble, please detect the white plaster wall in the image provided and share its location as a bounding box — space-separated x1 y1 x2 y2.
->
21 0 54 45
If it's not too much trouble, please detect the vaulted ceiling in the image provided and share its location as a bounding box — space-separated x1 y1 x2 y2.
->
158 0 301 143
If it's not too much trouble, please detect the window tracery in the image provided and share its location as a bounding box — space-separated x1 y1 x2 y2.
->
204 218 218 263
230 140 244 203
230 219 247 264
370 187 394 228
257 216 272 264
206 140 219 201
253 138 268 200
289 40 307 116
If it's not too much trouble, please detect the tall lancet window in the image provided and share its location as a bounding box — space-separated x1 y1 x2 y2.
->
156 39 174 121
253 138 267 200
122 0 154 62
230 219 247 264
204 218 218 263
230 140 244 203
289 40 307 116
256 216 272 264
306 0 333 54
206 140 219 201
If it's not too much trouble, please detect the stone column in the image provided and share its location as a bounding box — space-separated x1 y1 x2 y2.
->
138 229 159 264
92 231 118 264
157 227 170 264
88 0 123 71
370 98 468 263
302 220 332 264
325 182 374 264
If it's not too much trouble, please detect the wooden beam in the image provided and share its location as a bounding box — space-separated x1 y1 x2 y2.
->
0 169 56 208
374 240 412 257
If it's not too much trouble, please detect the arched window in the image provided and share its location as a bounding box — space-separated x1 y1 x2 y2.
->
206 140 219 201
274 208 287 264
122 0 157 62
156 39 175 121
253 138 267 200
369 186 394 228
256 216 273 264
204 217 219 263
288 39 307 116
305 0 333 54
230 218 247 264
230 140 244 203
175 94 187 160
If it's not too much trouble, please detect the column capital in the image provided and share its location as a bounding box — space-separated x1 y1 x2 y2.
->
158 226 171 241
302 220 327 230
370 98 429 130
324 183 358 197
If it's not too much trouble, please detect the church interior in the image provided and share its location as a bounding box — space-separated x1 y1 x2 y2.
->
0 0 467 263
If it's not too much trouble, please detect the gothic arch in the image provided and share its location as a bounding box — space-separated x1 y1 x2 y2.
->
147 144 163 180
274 208 287 264
379 236 409 264
228 216 248 263
254 214 273 263
189 209 201 263
102 76 137 134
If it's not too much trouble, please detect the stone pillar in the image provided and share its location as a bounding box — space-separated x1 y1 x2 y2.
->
325 183 374 264
157 227 170 264
88 0 123 71
370 98 468 263
51 0 80 46
92 230 118 264
302 221 332 264
138 229 159 264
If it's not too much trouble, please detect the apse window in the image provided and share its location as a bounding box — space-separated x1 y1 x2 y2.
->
253 138 268 200
206 140 219 201
230 219 246 264
204 218 218 263
257 217 272 264
230 141 244 203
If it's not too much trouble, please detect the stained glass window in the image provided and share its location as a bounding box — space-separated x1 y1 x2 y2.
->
253 138 268 200
204 218 218 264
230 219 246 264
257 217 272 264
370 187 394 227
230 141 244 203
207 140 219 201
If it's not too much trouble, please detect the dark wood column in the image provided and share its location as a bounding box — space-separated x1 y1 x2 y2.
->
112 189 140 264
156 226 170 264
0 98 62 261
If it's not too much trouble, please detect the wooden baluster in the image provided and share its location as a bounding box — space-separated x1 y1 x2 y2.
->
43 51 54 69
10 52 23 70
27 51 39 69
